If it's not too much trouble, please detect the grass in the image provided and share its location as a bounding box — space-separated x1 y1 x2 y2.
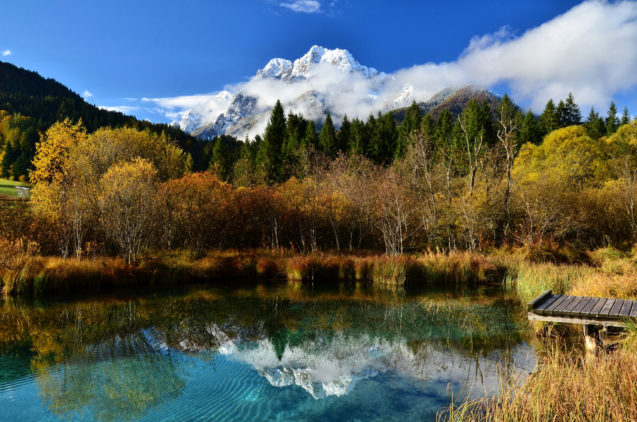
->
440 346 637 422
439 246 637 422
0 177 31 198
0 250 510 298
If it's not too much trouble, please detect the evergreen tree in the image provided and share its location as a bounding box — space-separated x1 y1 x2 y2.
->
584 108 605 140
539 99 559 137
337 114 351 153
258 100 287 184
1 141 14 178
556 100 567 128
396 101 422 158
233 139 258 187
369 112 398 164
302 121 319 149
209 135 240 181
621 107 631 126
319 113 337 158
563 92 581 126
479 100 496 144
606 101 619 135
420 113 435 141
281 113 306 179
519 110 540 144
348 118 368 155
435 109 454 146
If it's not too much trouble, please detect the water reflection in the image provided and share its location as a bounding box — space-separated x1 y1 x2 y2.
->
0 284 536 421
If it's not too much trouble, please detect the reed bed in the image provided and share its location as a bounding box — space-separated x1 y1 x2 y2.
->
2 246 635 301
440 346 637 422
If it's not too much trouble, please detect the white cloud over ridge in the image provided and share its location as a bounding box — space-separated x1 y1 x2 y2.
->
82 90 93 98
1 50 11 57
145 0 637 136
280 0 321 13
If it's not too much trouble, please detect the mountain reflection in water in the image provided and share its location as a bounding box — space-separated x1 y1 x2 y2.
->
0 284 536 421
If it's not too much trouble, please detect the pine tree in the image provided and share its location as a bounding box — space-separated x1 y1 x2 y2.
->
337 114 351 153
539 99 559 137
370 112 397 164
606 101 619 135
621 107 631 126
563 93 581 126
348 118 368 155
319 113 337 158
258 100 287 184
396 101 421 158
585 108 605 140
1 141 14 178
519 110 540 144
420 113 435 140
302 121 319 149
281 113 305 179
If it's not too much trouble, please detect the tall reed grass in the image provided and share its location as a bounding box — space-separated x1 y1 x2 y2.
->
440 346 637 422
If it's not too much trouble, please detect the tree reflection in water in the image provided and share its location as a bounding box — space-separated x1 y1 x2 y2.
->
0 284 535 421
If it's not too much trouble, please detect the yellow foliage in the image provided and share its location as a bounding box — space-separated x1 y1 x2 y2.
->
513 125 608 188
30 119 88 185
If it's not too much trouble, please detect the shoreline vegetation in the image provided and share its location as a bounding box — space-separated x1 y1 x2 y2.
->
2 247 635 303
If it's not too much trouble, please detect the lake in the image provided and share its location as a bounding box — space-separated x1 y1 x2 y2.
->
0 283 536 421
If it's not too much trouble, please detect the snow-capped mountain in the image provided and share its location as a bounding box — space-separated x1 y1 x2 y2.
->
256 45 380 81
175 46 493 140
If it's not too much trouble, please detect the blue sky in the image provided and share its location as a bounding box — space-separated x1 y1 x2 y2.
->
1 0 636 123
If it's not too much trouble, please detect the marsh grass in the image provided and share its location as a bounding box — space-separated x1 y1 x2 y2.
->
2 246 635 302
440 344 637 422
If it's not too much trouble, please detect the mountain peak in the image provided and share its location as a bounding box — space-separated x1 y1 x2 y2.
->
256 46 379 81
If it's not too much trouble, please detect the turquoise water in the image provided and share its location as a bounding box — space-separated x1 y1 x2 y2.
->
0 284 536 421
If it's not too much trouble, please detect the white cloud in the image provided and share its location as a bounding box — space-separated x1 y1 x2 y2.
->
98 105 140 114
280 0 321 13
1 50 11 57
391 0 637 111
82 90 93 98
143 0 637 136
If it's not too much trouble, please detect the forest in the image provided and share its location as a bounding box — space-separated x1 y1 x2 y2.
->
0 90 634 265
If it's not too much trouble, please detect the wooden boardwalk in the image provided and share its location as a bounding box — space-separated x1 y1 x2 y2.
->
527 290 637 328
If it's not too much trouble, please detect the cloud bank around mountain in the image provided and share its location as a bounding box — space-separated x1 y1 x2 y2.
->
140 0 637 133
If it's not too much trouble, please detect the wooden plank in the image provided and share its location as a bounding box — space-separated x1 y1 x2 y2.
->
563 296 585 315
535 294 562 314
630 301 637 318
619 300 633 318
545 295 570 316
599 298 616 317
610 299 625 320
580 297 600 317
527 289 553 311
555 296 578 316
569 297 592 316
528 312 626 328
590 298 608 318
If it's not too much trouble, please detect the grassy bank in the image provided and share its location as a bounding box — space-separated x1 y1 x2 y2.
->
441 345 637 421
439 246 637 422
0 250 508 297
2 247 636 300
0 177 30 198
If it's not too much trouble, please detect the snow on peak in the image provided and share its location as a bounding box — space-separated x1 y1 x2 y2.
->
256 45 378 80
256 58 293 79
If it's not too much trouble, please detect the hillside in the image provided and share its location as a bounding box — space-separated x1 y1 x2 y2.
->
390 86 501 124
0 61 207 178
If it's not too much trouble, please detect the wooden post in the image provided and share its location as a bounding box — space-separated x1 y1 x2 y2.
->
583 324 602 355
